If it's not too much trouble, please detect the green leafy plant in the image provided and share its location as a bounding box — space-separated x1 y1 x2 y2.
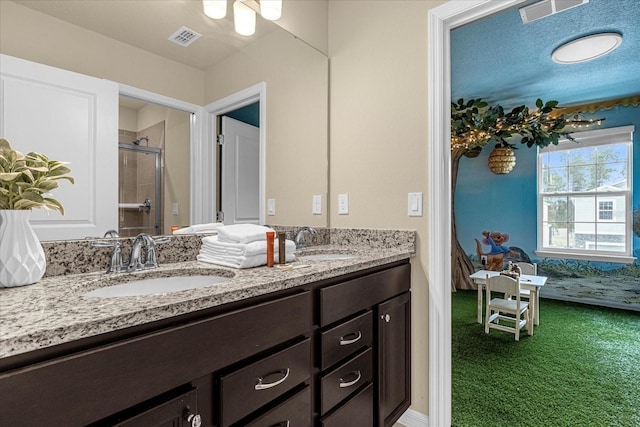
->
0 138 74 213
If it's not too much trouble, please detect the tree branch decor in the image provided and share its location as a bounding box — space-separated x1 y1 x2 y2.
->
450 98 574 290
451 98 573 151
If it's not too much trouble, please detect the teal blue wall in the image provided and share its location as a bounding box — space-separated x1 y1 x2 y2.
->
224 102 259 127
456 104 640 267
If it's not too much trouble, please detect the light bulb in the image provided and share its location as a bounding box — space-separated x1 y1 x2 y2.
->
260 0 282 20
234 0 256 36
203 0 227 19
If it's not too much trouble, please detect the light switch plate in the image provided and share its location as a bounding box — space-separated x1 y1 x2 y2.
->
338 194 349 215
267 198 276 216
408 192 423 217
172 202 179 215
312 195 322 215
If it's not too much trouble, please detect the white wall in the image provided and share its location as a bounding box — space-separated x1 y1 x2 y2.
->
329 0 448 418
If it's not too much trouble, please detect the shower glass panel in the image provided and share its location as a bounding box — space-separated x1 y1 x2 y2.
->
118 143 162 237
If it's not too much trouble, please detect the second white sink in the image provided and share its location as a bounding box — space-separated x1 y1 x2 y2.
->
297 253 358 261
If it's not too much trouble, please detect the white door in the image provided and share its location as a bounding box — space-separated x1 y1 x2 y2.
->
0 54 118 240
220 116 260 225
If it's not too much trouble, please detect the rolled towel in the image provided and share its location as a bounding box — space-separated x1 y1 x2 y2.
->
217 224 273 244
173 222 225 235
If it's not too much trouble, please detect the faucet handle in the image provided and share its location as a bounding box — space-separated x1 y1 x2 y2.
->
153 236 171 244
91 240 125 273
143 236 171 269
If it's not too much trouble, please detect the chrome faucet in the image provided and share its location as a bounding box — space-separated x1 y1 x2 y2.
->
91 233 170 273
293 226 317 249
127 233 170 272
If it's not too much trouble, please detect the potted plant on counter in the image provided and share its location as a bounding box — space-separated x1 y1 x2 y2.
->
0 138 74 287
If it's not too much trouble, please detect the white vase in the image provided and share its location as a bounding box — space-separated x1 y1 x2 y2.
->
0 210 46 287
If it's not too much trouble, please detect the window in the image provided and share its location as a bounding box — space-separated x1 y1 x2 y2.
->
537 125 635 263
598 200 613 220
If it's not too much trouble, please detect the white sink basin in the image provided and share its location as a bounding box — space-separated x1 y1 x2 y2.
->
297 253 358 261
84 273 230 297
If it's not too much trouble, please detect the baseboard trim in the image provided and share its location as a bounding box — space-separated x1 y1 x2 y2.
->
398 408 429 427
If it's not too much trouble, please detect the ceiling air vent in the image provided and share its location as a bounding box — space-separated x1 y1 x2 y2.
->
520 0 588 24
168 26 202 47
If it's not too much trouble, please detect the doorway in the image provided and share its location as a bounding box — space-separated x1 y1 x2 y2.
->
427 1 527 425
204 83 266 226
118 89 195 236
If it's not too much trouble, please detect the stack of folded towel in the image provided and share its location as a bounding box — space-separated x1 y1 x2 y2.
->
173 222 225 235
197 224 296 269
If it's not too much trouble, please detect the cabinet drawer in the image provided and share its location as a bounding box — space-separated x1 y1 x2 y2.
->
321 383 373 427
219 338 311 427
319 264 410 326
321 310 372 370
245 386 311 427
319 347 372 415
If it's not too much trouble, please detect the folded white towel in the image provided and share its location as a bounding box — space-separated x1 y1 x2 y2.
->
173 222 225 235
217 224 273 244
201 236 295 257
197 252 295 269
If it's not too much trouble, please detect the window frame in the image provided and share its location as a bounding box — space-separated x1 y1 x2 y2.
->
535 125 636 264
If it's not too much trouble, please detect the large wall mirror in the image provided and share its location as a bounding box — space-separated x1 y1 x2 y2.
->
0 0 328 240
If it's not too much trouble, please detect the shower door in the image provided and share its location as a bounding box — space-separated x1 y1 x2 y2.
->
118 143 162 237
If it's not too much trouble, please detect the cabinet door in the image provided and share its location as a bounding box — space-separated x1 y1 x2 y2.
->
378 292 411 427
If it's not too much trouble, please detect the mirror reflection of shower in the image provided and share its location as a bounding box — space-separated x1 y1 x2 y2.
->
132 136 149 146
118 124 164 237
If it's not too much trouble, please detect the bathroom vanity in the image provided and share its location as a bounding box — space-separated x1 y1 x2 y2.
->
0 229 414 427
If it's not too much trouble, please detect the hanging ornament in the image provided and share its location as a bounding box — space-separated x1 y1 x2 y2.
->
488 146 516 174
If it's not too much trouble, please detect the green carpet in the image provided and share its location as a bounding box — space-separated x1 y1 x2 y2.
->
452 290 640 427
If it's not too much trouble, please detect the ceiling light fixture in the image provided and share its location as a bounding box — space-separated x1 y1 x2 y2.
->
233 0 256 36
552 32 623 64
203 0 227 19
202 0 282 37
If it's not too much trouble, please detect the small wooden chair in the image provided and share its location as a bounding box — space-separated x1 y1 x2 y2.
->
485 274 532 341
515 262 537 302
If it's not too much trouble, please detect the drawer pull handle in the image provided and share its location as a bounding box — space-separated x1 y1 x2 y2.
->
339 370 362 388
255 368 290 390
272 422 290 427
339 330 362 346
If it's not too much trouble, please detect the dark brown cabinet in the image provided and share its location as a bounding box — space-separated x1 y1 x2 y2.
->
378 292 411 427
0 261 410 427
318 262 411 427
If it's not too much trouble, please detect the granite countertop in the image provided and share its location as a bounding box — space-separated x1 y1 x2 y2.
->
0 244 413 359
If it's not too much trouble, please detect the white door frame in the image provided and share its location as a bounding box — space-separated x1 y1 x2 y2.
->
118 84 204 226
203 83 267 226
427 1 526 426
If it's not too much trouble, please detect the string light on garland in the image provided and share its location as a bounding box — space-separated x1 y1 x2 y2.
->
565 114 606 129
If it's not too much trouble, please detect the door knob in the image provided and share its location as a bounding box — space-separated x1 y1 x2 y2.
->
184 408 202 427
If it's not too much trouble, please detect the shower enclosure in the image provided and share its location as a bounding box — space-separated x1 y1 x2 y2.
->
118 143 162 237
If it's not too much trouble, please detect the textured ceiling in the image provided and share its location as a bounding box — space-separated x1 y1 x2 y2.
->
451 0 640 108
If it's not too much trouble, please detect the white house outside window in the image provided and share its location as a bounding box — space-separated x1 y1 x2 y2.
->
536 125 635 263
